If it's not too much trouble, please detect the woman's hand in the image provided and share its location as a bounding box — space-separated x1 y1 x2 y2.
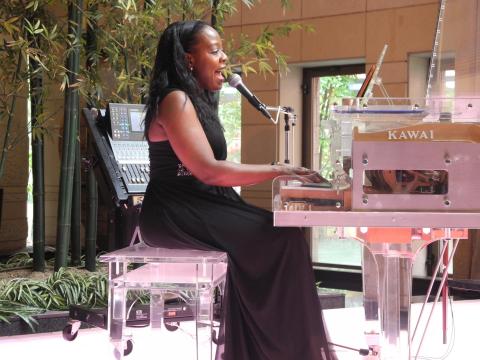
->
274 163 327 183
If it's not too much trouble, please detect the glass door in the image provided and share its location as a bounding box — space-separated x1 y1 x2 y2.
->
303 64 365 267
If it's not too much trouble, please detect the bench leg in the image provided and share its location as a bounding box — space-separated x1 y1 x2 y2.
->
150 289 164 329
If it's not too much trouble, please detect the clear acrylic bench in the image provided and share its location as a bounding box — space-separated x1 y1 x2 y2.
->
99 237 228 360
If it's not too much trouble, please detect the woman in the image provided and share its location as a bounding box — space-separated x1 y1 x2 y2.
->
139 20 334 360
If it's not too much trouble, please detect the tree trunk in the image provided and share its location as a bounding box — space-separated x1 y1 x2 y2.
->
55 0 83 270
70 136 81 266
210 0 220 29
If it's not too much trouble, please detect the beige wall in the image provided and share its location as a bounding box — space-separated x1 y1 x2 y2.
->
0 93 29 253
223 0 439 209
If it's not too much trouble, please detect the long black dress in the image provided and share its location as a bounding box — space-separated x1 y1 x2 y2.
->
139 96 333 360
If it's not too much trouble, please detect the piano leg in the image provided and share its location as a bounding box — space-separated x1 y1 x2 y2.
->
363 247 380 355
363 242 413 360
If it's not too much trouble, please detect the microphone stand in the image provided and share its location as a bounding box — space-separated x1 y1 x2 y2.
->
265 106 296 164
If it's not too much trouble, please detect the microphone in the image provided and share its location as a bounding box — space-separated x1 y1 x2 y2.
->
227 74 274 122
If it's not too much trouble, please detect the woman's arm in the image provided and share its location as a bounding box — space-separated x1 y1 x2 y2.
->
154 90 318 187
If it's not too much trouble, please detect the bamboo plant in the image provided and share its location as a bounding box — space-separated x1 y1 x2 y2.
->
54 0 83 271
0 1 68 271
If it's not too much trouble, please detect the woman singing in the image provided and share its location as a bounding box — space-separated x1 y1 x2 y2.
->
139 20 334 360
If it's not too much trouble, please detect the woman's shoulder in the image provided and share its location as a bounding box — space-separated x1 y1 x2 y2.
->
160 87 185 100
159 88 191 108
156 88 195 120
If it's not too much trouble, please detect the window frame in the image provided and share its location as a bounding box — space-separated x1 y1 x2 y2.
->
301 64 365 272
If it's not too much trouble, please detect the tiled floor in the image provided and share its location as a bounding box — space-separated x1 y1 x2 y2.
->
0 299 478 359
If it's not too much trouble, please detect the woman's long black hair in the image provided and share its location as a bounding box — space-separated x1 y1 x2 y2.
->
144 20 221 140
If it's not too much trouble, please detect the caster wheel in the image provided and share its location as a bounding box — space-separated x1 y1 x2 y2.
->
124 339 133 356
113 339 134 359
164 321 180 332
62 324 78 341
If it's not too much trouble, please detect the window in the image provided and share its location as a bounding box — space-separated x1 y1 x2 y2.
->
409 53 455 99
218 83 241 192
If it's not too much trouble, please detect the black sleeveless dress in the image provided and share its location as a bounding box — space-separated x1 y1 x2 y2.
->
139 100 333 360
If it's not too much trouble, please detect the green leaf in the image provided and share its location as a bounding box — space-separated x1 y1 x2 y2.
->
258 60 273 75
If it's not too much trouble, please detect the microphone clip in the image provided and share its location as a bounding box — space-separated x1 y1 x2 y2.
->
265 106 296 126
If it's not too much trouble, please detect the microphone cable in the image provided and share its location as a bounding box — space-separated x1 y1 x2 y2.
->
328 341 374 356
415 293 456 360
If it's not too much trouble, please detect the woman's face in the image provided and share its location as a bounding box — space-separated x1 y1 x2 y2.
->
187 26 228 91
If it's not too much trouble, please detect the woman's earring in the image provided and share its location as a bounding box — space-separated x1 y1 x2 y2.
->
189 64 194 72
